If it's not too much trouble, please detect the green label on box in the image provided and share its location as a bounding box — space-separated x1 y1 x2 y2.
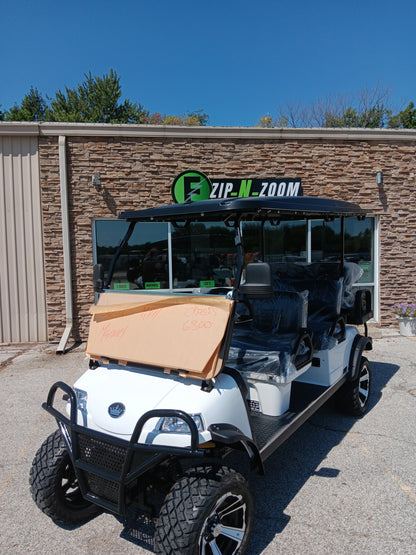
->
114 282 130 290
200 280 215 287
145 282 161 290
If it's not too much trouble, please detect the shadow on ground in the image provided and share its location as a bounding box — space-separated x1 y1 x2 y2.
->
59 359 399 554
246 360 399 554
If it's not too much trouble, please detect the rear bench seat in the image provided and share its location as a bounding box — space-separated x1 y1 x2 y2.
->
225 261 363 416
270 262 346 351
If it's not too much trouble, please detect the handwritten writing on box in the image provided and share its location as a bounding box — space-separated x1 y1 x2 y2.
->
87 295 233 375
183 305 217 332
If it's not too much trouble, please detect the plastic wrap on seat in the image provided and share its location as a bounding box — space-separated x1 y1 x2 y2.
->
270 262 341 291
308 321 337 350
307 278 344 349
227 333 299 383
342 262 364 309
271 261 363 313
248 296 281 332
269 262 347 350
227 290 310 383
228 340 312 383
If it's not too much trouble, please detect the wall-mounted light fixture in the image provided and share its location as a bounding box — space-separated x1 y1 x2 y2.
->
376 171 383 185
92 172 101 189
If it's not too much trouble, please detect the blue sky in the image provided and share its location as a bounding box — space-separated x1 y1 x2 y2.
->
2 0 416 126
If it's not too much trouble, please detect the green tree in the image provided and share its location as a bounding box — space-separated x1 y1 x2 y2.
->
4 87 47 121
324 104 387 128
257 113 274 128
1 69 209 125
185 110 209 126
49 69 149 123
146 109 209 126
388 102 416 128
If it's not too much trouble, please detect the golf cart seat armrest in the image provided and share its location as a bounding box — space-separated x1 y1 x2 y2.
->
344 289 373 324
292 329 314 369
329 315 347 342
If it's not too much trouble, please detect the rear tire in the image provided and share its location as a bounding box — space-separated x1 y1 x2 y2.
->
154 465 253 554
29 429 101 523
337 356 371 416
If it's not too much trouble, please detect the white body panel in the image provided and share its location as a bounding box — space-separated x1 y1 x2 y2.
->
295 326 359 386
241 360 312 417
73 364 252 445
247 380 292 416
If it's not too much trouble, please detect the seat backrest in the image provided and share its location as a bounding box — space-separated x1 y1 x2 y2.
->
249 290 308 334
239 262 274 299
274 290 308 333
270 262 343 321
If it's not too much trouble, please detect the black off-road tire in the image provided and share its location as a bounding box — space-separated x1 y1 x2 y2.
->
154 465 254 555
336 356 371 416
29 429 101 523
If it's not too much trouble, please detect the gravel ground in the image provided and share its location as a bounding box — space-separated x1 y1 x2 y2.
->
1 332 415 554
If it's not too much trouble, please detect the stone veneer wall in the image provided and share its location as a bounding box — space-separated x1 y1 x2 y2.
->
38 133 416 342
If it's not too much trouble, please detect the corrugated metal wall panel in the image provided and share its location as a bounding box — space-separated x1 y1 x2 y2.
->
0 135 47 343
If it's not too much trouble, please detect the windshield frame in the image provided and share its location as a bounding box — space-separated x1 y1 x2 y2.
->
103 197 368 294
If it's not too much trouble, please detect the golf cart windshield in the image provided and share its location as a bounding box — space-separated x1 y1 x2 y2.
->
102 196 367 292
103 221 238 291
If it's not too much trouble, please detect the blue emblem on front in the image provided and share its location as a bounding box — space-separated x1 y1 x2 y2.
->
108 402 126 418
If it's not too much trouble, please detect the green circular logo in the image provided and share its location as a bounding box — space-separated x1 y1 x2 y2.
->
171 170 212 203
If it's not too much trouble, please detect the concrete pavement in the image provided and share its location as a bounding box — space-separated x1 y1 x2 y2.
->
0 332 415 554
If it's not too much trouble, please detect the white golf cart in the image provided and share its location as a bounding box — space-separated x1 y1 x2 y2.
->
30 196 373 554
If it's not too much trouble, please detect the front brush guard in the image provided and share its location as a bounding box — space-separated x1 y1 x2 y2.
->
43 381 204 515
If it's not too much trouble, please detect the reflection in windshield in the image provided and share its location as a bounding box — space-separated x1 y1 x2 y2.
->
95 221 169 290
94 216 374 291
172 223 236 288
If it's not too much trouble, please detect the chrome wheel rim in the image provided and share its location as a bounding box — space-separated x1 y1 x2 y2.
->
358 363 370 408
199 492 248 555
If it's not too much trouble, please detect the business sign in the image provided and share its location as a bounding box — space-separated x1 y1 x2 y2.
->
171 170 302 203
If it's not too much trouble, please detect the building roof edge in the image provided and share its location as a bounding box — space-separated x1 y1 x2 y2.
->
0 121 416 141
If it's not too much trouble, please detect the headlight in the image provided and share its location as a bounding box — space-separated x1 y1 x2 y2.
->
156 414 204 434
74 388 88 411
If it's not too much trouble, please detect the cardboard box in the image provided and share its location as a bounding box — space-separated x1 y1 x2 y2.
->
86 292 234 380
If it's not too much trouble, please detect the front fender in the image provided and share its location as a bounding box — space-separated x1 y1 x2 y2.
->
208 423 264 474
348 334 372 381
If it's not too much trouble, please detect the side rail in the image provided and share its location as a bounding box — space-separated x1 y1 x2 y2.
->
42 382 204 515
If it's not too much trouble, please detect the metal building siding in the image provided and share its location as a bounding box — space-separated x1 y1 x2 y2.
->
0 135 47 342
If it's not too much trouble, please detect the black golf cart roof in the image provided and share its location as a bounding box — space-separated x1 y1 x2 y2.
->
119 196 367 223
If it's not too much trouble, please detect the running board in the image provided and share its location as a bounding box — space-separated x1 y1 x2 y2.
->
250 378 347 462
